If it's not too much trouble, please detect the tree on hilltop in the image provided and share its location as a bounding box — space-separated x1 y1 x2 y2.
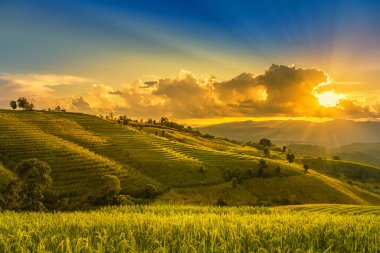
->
286 153 295 163
15 97 34 111
10 101 17 110
259 138 272 147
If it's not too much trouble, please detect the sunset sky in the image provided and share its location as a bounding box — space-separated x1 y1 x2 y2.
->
1 0 380 124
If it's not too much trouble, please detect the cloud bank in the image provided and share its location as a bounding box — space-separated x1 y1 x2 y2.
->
1 64 379 119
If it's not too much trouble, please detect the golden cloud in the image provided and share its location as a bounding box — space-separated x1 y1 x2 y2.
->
1 65 379 119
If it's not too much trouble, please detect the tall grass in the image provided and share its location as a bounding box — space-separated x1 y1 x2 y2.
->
0 205 379 252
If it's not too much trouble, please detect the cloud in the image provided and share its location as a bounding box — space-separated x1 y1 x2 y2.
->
71 97 91 112
210 65 328 116
1 65 379 119
143 81 158 88
0 73 91 108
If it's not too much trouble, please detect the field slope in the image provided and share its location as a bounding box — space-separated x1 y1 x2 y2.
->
0 109 379 207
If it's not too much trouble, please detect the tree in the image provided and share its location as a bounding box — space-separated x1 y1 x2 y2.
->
231 177 238 188
303 164 309 173
286 153 295 163
143 184 158 199
263 147 270 158
332 155 341 160
160 117 169 124
1 178 22 210
25 103 34 111
88 175 121 205
257 159 268 178
16 97 30 110
216 198 228 206
10 101 17 110
102 175 121 196
282 146 287 153
259 138 272 147
15 159 52 211
275 166 281 176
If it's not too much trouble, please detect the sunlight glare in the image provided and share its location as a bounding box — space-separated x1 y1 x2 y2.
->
315 91 346 107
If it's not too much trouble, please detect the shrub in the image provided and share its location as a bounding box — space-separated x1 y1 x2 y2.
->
231 177 238 188
216 198 228 206
143 184 158 199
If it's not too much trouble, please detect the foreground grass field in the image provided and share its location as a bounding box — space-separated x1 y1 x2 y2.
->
0 204 379 252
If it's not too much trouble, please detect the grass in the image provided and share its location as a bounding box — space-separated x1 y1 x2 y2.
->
303 158 380 194
0 204 379 252
157 172 380 206
1 109 380 207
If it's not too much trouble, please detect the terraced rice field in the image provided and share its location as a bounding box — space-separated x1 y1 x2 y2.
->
278 203 380 215
0 110 302 197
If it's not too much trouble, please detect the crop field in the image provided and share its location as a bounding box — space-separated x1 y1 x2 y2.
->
0 204 379 252
1 110 380 207
0 110 303 195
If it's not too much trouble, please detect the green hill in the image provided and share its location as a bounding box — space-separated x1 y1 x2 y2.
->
330 142 380 167
302 158 380 195
0 109 379 209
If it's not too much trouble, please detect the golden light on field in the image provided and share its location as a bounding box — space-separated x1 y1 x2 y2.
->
315 90 346 108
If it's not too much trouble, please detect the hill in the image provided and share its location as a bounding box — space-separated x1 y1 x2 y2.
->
286 142 380 169
302 158 380 195
198 119 380 146
330 142 380 167
0 109 379 209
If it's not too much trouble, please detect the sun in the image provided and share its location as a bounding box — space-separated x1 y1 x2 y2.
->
315 90 346 107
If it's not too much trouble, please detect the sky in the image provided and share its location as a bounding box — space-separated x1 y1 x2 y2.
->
1 0 380 124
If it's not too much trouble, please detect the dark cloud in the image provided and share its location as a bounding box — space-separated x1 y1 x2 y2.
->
72 97 91 111
109 90 123 95
143 81 158 88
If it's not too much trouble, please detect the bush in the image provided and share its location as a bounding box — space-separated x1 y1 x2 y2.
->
231 177 238 188
88 175 122 206
143 184 158 199
223 169 242 182
216 198 228 206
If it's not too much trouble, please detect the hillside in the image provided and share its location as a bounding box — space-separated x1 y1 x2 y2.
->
286 142 380 170
330 142 380 167
0 109 379 209
198 119 380 146
302 158 380 195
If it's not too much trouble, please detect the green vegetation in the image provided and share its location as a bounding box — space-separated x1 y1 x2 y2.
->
1 109 380 251
331 142 380 167
303 158 380 194
0 204 379 252
1 109 380 209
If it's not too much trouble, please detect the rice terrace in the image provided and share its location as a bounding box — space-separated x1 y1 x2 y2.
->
1 0 380 252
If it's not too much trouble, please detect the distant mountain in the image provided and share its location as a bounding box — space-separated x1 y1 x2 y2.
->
198 119 380 147
330 142 380 168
